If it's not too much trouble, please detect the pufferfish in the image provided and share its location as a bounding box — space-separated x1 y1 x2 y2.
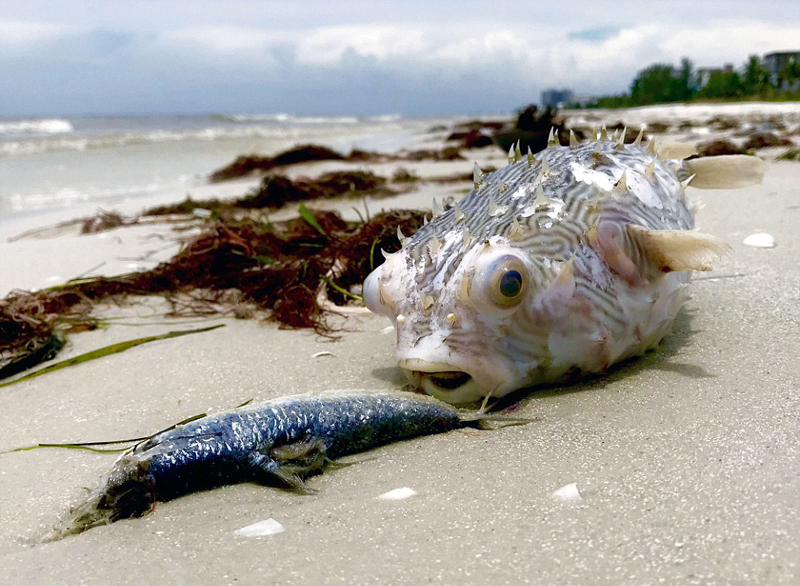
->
363 128 764 404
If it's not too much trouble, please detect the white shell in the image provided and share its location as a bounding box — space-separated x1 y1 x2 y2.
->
551 483 582 502
235 518 285 537
742 232 776 248
378 487 417 500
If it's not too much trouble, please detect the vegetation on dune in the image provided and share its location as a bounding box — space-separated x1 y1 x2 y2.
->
589 55 800 108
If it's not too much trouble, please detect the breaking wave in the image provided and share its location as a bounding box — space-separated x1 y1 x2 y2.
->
0 126 312 156
0 118 74 136
216 113 360 125
214 113 401 124
0 113 408 156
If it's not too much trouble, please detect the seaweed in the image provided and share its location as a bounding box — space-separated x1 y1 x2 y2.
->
1 209 426 375
0 325 225 388
209 144 345 182
123 171 400 228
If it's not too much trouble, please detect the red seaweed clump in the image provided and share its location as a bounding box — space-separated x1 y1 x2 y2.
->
1 209 427 375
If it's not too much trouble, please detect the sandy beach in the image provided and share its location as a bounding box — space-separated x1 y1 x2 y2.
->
1 104 799 585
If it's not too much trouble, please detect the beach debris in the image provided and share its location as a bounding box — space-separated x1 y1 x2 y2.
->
0 333 65 381
0 325 225 388
81 210 138 234
551 483 582 502
446 128 495 149
743 132 793 151
403 146 463 161
0 208 427 376
777 148 800 161
235 518 285 538
706 116 740 131
209 144 345 182
742 232 776 248
391 168 419 183
377 487 417 501
493 104 574 155
312 351 334 358
144 171 393 220
694 140 745 158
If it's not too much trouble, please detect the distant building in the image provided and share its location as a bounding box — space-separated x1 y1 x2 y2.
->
541 89 574 109
763 51 800 91
696 64 734 88
567 94 596 108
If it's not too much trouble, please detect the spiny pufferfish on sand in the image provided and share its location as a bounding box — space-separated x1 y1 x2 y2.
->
364 128 764 404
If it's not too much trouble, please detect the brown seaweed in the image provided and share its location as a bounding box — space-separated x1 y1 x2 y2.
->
79 171 397 234
209 144 345 182
1 209 426 375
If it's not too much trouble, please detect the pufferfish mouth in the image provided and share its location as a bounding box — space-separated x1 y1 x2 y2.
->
399 359 488 404
422 371 473 389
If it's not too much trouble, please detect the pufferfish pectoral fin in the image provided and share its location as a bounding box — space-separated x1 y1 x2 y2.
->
626 225 731 273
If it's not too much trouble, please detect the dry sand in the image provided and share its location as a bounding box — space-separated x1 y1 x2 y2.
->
1 111 799 585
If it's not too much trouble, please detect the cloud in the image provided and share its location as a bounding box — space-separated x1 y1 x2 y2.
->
2 8 800 116
567 25 624 42
161 26 285 54
657 20 800 66
0 19 71 47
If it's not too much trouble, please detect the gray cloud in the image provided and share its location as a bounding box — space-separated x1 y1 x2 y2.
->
2 2 799 116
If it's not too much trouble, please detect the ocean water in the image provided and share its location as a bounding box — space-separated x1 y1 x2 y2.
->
0 113 443 224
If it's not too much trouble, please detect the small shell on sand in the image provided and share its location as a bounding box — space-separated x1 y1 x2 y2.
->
377 487 417 500
743 233 776 248
235 518 285 537
551 483 582 502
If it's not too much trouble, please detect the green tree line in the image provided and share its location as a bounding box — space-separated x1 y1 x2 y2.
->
588 55 800 108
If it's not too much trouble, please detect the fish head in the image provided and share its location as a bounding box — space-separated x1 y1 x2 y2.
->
365 214 570 404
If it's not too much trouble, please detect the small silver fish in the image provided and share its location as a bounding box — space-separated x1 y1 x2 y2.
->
364 135 763 403
45 390 510 541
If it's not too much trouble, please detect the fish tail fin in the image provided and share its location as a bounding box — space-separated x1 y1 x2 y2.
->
43 457 155 542
685 155 765 189
459 413 535 430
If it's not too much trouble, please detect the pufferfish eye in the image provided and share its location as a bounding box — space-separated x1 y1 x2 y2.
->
471 251 528 310
490 265 525 306
499 270 523 298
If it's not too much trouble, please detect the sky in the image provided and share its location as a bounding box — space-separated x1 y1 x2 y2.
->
2 1 799 117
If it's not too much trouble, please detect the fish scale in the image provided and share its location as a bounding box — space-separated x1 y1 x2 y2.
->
365 135 763 403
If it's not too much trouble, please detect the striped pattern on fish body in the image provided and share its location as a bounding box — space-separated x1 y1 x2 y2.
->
364 134 763 404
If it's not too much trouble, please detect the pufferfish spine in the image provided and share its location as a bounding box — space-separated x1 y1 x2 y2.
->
364 134 764 404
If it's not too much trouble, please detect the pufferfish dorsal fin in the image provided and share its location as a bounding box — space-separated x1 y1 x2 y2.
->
626 225 731 272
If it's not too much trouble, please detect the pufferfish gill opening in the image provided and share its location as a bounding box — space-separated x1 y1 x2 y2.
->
364 128 765 404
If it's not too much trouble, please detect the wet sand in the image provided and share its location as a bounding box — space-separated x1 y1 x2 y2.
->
1 110 799 585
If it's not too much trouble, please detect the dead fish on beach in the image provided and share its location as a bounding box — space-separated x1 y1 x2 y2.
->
364 129 764 403
46 390 515 541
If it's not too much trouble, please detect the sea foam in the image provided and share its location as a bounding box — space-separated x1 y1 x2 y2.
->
0 118 74 136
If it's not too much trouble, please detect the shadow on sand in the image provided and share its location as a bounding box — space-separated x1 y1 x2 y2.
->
370 307 714 411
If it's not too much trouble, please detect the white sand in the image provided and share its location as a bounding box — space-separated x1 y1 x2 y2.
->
1 106 799 585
